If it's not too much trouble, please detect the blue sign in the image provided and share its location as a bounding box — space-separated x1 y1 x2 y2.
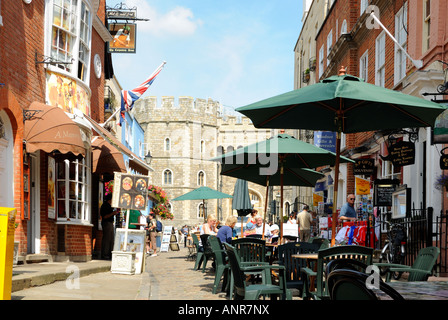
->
314 131 336 153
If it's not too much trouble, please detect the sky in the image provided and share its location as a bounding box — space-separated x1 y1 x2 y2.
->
106 0 304 110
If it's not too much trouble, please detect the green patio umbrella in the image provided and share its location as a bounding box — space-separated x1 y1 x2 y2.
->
211 132 353 241
171 186 233 221
232 179 252 237
236 68 448 245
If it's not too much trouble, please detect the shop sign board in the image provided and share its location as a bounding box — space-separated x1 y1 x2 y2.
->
112 172 149 210
388 141 415 167
354 159 375 175
314 131 336 153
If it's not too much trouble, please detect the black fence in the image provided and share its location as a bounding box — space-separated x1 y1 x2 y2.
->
377 205 447 275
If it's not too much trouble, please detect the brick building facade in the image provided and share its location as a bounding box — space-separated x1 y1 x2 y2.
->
0 0 114 262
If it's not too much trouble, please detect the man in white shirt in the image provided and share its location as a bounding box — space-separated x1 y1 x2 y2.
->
254 216 271 237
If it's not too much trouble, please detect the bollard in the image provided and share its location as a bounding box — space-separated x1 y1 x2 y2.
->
0 208 16 300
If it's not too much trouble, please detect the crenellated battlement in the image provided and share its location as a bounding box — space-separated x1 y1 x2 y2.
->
133 96 221 113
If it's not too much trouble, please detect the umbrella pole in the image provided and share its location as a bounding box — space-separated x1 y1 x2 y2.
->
262 177 270 240
280 162 284 244
331 131 342 247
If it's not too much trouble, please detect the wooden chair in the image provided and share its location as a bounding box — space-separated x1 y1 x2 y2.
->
277 242 319 296
374 246 440 282
224 243 292 300
327 269 404 300
208 236 230 294
301 245 374 300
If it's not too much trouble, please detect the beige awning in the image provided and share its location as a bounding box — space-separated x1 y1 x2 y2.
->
24 102 86 156
92 137 127 175
83 114 152 175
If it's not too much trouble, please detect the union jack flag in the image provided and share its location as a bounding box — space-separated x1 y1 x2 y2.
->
119 61 166 125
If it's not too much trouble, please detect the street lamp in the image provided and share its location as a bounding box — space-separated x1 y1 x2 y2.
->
144 150 152 165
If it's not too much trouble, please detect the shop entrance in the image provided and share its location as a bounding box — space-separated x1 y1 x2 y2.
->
0 110 14 208
27 154 40 254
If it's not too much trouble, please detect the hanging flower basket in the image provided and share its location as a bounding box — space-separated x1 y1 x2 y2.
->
104 180 114 195
148 185 173 220
434 174 448 191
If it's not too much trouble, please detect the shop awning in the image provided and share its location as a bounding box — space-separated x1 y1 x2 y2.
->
92 136 127 175
83 114 152 175
23 102 86 156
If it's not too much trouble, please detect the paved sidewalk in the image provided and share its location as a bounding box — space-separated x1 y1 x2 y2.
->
9 247 228 300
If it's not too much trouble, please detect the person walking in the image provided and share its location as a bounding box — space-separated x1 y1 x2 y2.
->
100 193 118 260
297 205 313 242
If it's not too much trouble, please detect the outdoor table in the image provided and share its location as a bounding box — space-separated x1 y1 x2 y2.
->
292 253 319 292
375 281 448 300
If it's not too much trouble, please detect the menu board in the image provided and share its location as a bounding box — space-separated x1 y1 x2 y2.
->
112 172 149 210
373 179 399 207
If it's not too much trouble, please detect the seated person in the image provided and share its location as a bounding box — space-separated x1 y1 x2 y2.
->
244 222 256 237
217 216 238 244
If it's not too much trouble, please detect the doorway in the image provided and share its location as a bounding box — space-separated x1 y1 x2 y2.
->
27 153 41 254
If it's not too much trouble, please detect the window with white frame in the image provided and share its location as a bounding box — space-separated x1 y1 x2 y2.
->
163 169 172 185
48 0 92 83
375 32 386 87
360 0 368 15
395 3 408 84
327 30 333 65
341 20 347 34
360 50 368 82
56 157 90 223
319 45 324 78
423 0 431 53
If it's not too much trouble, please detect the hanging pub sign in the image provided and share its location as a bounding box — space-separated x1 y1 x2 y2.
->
440 147 448 169
112 172 149 210
387 140 415 167
106 9 137 19
108 23 137 53
354 159 375 175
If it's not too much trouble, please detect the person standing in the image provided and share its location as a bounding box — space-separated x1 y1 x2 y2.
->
100 193 117 260
297 205 313 242
339 194 357 222
147 213 158 257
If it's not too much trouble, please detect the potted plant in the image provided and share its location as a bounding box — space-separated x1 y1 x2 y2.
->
309 58 316 71
435 174 448 191
303 69 311 83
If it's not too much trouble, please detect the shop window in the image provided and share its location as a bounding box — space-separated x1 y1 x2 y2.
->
375 32 386 87
48 0 92 83
56 157 90 223
395 3 408 85
359 51 368 82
